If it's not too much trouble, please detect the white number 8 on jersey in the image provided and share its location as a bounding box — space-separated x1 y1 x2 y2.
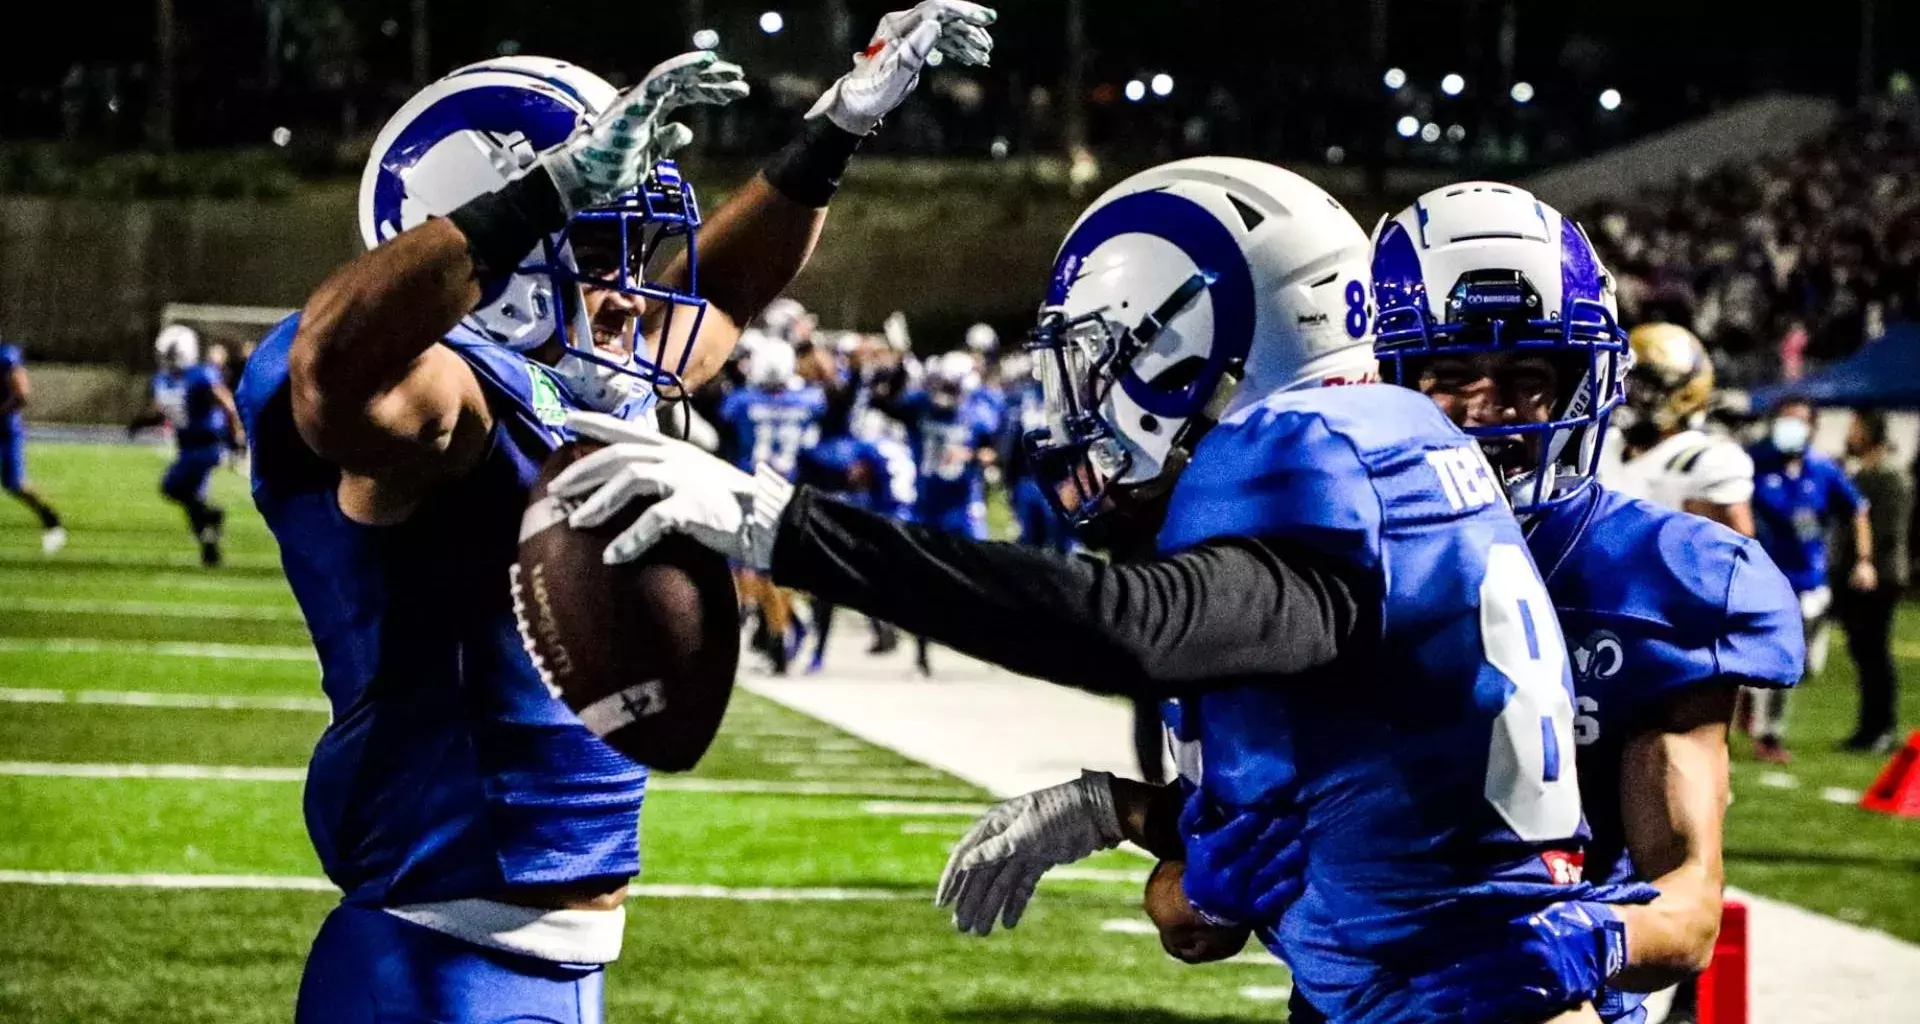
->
1479 543 1581 842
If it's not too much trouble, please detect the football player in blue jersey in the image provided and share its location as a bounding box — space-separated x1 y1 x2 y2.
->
891 348 1001 674
796 429 917 670
546 157 1649 1024
1156 182 1804 1024
133 325 246 566
232 7 998 1020
720 337 828 673
0 337 66 553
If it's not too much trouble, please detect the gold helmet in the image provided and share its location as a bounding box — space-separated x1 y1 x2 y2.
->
1626 323 1714 433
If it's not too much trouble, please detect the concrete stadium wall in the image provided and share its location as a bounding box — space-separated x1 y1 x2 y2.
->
1523 94 1842 210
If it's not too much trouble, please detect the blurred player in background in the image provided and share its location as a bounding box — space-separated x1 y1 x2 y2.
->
557 158 1650 1024
0 337 66 552
1601 323 1755 535
893 348 1000 675
1745 396 1874 763
232 5 997 1020
1204 183 1804 1024
720 337 827 673
132 325 245 566
797 426 916 669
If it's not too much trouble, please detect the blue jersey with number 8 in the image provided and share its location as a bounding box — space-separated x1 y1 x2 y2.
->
1160 384 1610 1024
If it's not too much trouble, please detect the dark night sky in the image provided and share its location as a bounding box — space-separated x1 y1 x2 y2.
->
13 1 1920 148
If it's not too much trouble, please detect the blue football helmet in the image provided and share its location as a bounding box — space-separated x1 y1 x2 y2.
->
1370 181 1628 514
359 56 707 413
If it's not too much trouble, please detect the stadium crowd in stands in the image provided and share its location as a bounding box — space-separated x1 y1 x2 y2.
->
1581 107 1920 388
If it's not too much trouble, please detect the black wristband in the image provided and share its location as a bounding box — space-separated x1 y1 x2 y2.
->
444 167 569 281
762 118 865 208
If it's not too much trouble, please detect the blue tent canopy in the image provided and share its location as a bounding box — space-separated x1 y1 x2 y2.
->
1751 325 1920 411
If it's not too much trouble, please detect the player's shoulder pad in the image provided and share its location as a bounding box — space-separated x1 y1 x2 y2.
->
1158 384 1473 566
235 313 303 436
0 342 20 367
1674 434 1753 478
1580 489 1804 688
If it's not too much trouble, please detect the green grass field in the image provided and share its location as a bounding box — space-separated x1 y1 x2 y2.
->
2 440 1918 1023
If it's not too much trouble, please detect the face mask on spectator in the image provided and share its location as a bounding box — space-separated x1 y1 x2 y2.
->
1770 416 1811 454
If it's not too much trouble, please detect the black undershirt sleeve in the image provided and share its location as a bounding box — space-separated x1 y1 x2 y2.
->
770 486 1374 699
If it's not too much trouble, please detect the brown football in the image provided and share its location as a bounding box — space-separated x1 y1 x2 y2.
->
511 441 740 772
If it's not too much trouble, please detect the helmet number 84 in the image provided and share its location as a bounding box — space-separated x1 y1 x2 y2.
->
1479 543 1581 842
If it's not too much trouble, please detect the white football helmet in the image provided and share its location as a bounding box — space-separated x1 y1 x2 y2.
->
1370 181 1628 514
1026 156 1376 537
359 55 708 413
746 338 798 390
965 323 1000 355
155 324 200 371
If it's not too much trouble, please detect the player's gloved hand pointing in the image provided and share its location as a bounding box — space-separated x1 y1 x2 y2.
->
1408 883 1660 1024
540 51 749 214
807 2 997 135
936 770 1126 936
550 411 791 569
1177 793 1307 928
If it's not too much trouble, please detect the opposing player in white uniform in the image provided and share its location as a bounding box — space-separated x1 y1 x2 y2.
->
1600 323 1754 536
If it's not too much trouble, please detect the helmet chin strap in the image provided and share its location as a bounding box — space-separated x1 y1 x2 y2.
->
1124 359 1244 506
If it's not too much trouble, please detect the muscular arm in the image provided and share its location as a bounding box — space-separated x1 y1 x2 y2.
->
1851 507 1874 575
210 382 247 449
1683 499 1754 538
288 217 492 515
0 366 26 417
1610 683 1738 991
772 486 1372 698
649 174 828 393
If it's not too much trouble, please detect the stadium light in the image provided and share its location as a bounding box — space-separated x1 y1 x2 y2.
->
1510 81 1535 104
1384 67 1407 91
1420 122 1441 143
1446 124 1466 143
989 136 1010 159
1150 73 1174 97
1441 73 1466 97
1599 88 1623 111
271 126 292 148
759 10 784 34
1326 145 1347 165
692 28 720 50
1125 79 1147 103
1395 115 1419 138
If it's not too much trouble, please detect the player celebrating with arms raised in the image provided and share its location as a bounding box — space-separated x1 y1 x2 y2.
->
547 157 1648 1024
235 6 996 1020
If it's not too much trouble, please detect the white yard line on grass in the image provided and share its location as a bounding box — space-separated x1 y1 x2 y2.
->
0 638 316 661
0 761 306 782
0 688 330 713
0 870 915 902
0 761 980 800
0 551 282 571
0 597 304 622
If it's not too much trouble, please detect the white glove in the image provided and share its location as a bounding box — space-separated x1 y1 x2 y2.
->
806 1 997 135
540 51 749 214
548 411 792 568
936 770 1125 936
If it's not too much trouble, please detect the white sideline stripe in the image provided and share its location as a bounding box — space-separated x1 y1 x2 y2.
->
1099 919 1158 935
0 870 913 902
0 762 306 782
1050 867 1149 884
0 639 316 662
0 761 979 800
0 597 304 622
0 550 281 570
1239 985 1293 1002
859 801 989 817
0 688 330 713
1820 786 1863 805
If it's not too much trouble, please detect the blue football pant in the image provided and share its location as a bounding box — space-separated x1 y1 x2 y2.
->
296 903 606 1024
